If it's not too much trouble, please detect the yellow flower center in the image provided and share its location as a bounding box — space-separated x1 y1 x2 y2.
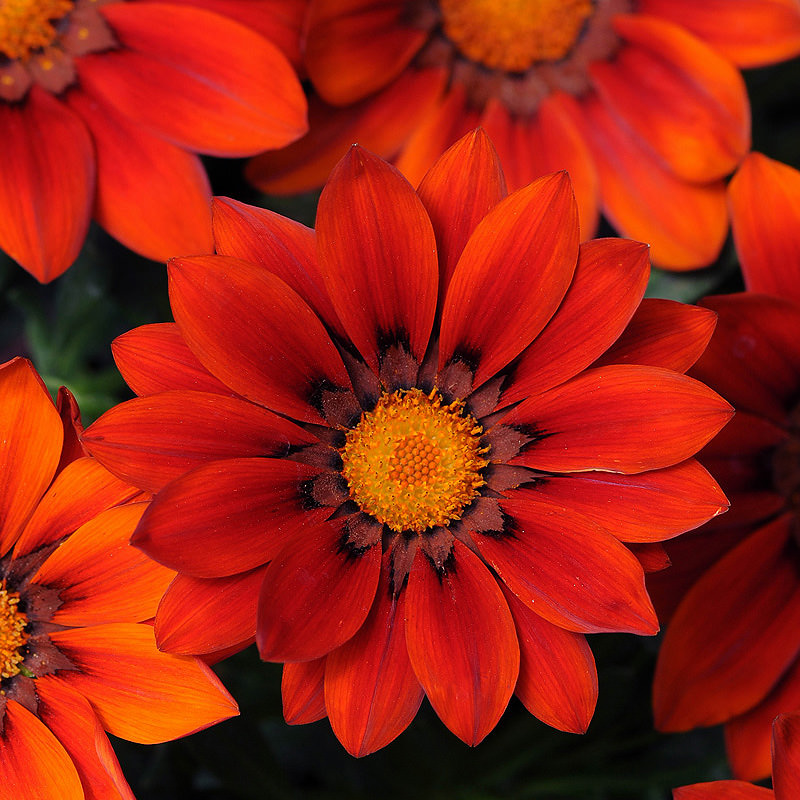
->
341 388 488 533
0 583 29 680
0 0 74 60
440 0 594 71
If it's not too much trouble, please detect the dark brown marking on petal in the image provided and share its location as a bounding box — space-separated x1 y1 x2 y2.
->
436 354 477 402
4 545 60 593
24 635 76 677
388 533 418 596
337 512 383 559
467 375 505 419
3 675 37 717
458 496 506 534
300 471 349 510
416 332 439 393
466 504 516 541
483 423 551 462
19 584 62 624
420 527 455 577
336 343 381 410
286 442 343 471
485 464 548 493
61 2 118 56
378 342 419 392
308 379 360 428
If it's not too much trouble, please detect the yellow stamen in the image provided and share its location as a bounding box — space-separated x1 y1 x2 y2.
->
440 0 594 71
0 0 74 61
0 582 29 680
341 388 488 533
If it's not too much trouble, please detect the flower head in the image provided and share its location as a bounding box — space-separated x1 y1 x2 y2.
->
84 131 732 755
0 357 237 797
0 0 307 282
248 0 800 270
652 153 800 781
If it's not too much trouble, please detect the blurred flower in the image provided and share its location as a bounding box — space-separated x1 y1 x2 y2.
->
84 131 732 755
653 153 800 781
247 0 800 270
0 357 237 797
0 0 307 282
673 712 800 799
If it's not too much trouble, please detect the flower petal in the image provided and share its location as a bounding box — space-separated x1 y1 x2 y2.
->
0 358 63 556
654 515 800 730
499 238 650 406
729 152 800 303
773 714 800 800
405 540 519 745
439 172 579 388
673 783 773 799
169 254 352 424
155 567 266 656
473 494 658 635
283 659 327 725
325 554 424 756
504 365 733 473
80 2 307 155
133 458 331 577
49 622 238 744
82 390 316 493
257 520 382 662
316 146 439 371
0 87 93 282
0 700 83 800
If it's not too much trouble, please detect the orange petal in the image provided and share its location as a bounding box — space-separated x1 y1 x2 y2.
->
673 783 773 799
439 171 579 388
773 713 800 800
49 622 238 744
504 365 733 473
501 585 597 734
316 146 438 371
0 699 83 800
499 238 649 406
55 386 86 473
591 14 749 182
283 659 327 725
0 358 63 556
405 540 519 745
168 254 351 424
729 152 800 302
0 86 93 282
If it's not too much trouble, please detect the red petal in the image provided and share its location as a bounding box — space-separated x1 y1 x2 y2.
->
0 358 63 556
112 323 232 396
439 172 579 387
474 495 658 635
155 567 266 656
673 784 773 800
257 520 382 662
654 515 800 730
49 622 238 744
283 659 327 725
82 390 316 493
591 15 749 182
0 87 93 282
0 700 83 800
55 386 86 473
416 129 507 302
773 714 800 800
316 146 438 370
325 554 424 756
630 542 672 573
499 238 649 406
527 459 728 543
729 152 800 303
133 458 330 577
595 298 717 373
169 254 351 424
405 540 519 745
501 585 597 734
81 3 306 155
35 677 135 800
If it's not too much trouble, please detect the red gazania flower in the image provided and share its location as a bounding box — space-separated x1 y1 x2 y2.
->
83 130 732 756
0 356 238 798
0 0 307 282
673 712 800 800
247 0 800 270
652 153 800 781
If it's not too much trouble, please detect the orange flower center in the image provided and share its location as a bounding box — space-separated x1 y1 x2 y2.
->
341 388 488 533
439 0 594 71
0 0 74 60
0 583 29 680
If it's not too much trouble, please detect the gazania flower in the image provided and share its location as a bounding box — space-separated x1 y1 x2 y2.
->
0 356 238 797
652 153 800 781
0 0 307 282
247 0 800 270
673 712 800 799
83 131 732 756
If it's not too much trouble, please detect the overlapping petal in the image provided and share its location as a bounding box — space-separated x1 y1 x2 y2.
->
283 659 327 725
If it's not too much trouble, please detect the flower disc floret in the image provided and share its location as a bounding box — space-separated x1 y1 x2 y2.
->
0 582 29 680
341 388 488 533
0 0 73 60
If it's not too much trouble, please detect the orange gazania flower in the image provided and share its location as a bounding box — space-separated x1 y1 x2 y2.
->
83 131 732 755
0 0 307 282
652 153 800 781
0 357 238 797
248 0 800 270
673 713 800 800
